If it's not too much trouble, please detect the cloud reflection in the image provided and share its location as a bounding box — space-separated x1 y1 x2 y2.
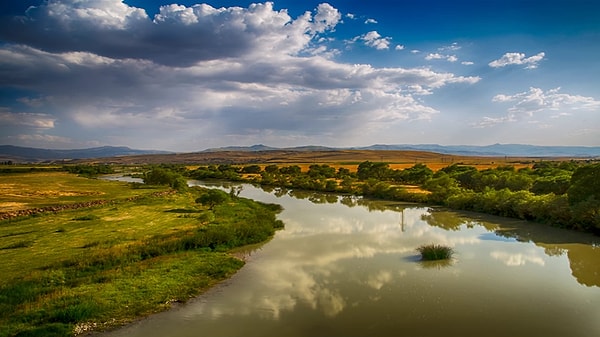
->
490 250 546 266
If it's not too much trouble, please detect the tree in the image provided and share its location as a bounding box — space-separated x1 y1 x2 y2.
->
357 161 390 180
196 189 229 210
144 168 187 191
264 165 279 174
397 163 433 185
567 163 600 205
241 165 262 174
567 163 600 231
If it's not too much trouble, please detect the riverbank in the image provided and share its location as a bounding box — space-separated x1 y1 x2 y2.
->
0 172 283 337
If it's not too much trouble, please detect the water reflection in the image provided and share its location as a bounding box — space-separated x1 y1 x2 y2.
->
104 180 600 337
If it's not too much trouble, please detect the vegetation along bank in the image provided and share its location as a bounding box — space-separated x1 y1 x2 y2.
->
184 160 600 234
0 169 283 337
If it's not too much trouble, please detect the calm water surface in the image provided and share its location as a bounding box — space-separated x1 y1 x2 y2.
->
103 180 600 337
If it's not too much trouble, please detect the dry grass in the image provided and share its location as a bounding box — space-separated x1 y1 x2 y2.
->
76 149 549 171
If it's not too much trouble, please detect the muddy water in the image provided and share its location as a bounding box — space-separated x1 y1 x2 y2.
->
103 181 600 337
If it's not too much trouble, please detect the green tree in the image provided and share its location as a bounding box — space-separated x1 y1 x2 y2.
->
567 163 600 231
357 161 390 180
144 168 187 191
397 163 433 184
241 165 262 174
567 163 600 205
196 189 229 210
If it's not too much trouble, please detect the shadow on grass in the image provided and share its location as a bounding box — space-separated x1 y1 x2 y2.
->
165 208 203 214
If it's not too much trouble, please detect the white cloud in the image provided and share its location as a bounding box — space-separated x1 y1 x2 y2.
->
470 116 514 128
1 1 341 66
15 134 72 144
0 1 483 150
356 31 391 50
346 13 355 19
490 250 545 267
395 44 405 51
438 42 461 51
365 18 378 24
425 53 458 62
461 61 474 65
0 109 55 129
489 52 546 69
475 87 600 128
425 53 444 60
492 87 600 116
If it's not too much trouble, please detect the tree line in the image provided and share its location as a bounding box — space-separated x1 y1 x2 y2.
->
184 160 600 234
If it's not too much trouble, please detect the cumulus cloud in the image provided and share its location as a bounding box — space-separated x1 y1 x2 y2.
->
0 1 341 66
365 18 378 24
425 53 458 62
489 52 546 69
395 45 405 51
0 1 481 149
492 87 600 115
474 87 600 128
356 31 391 50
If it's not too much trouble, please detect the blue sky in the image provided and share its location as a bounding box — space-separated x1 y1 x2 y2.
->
1 0 599 151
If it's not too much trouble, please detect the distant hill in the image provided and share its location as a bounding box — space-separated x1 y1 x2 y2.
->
0 145 172 162
203 144 334 152
352 144 600 157
205 144 600 157
2 143 599 163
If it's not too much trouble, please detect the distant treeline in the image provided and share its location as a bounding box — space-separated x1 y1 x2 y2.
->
184 161 600 234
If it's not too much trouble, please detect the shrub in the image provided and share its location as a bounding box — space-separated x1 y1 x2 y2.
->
416 244 454 261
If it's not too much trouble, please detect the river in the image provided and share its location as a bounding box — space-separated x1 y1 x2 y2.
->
102 179 600 337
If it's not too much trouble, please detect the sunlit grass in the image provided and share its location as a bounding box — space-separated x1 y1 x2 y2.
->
0 172 157 211
0 173 283 337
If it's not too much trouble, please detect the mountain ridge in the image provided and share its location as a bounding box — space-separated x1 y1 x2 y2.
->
0 145 172 162
2 143 600 162
204 143 600 157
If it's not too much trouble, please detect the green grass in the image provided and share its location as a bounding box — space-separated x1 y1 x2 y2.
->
0 172 283 337
416 244 454 261
0 172 155 210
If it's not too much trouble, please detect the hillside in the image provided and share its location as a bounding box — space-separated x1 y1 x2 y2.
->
2 144 597 165
0 145 171 162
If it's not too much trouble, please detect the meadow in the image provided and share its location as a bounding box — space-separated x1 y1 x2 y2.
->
0 171 283 337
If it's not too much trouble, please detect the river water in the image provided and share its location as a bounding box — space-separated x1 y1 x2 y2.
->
102 180 600 337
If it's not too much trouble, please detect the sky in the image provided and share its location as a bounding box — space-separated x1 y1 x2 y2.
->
0 0 599 152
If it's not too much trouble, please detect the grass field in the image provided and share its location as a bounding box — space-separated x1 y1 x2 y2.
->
0 172 282 337
0 172 150 212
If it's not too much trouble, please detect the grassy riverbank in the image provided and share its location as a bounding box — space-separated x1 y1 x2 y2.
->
0 172 283 337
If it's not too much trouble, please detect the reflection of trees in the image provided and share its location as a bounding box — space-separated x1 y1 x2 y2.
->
420 208 477 231
355 199 398 212
421 206 600 287
566 247 600 287
339 195 358 208
283 190 341 204
273 187 289 198
543 246 566 257
486 220 600 287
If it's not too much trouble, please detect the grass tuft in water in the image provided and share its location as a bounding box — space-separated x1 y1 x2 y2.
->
416 244 454 261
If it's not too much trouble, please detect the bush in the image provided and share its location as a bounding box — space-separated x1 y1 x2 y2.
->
416 244 454 261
